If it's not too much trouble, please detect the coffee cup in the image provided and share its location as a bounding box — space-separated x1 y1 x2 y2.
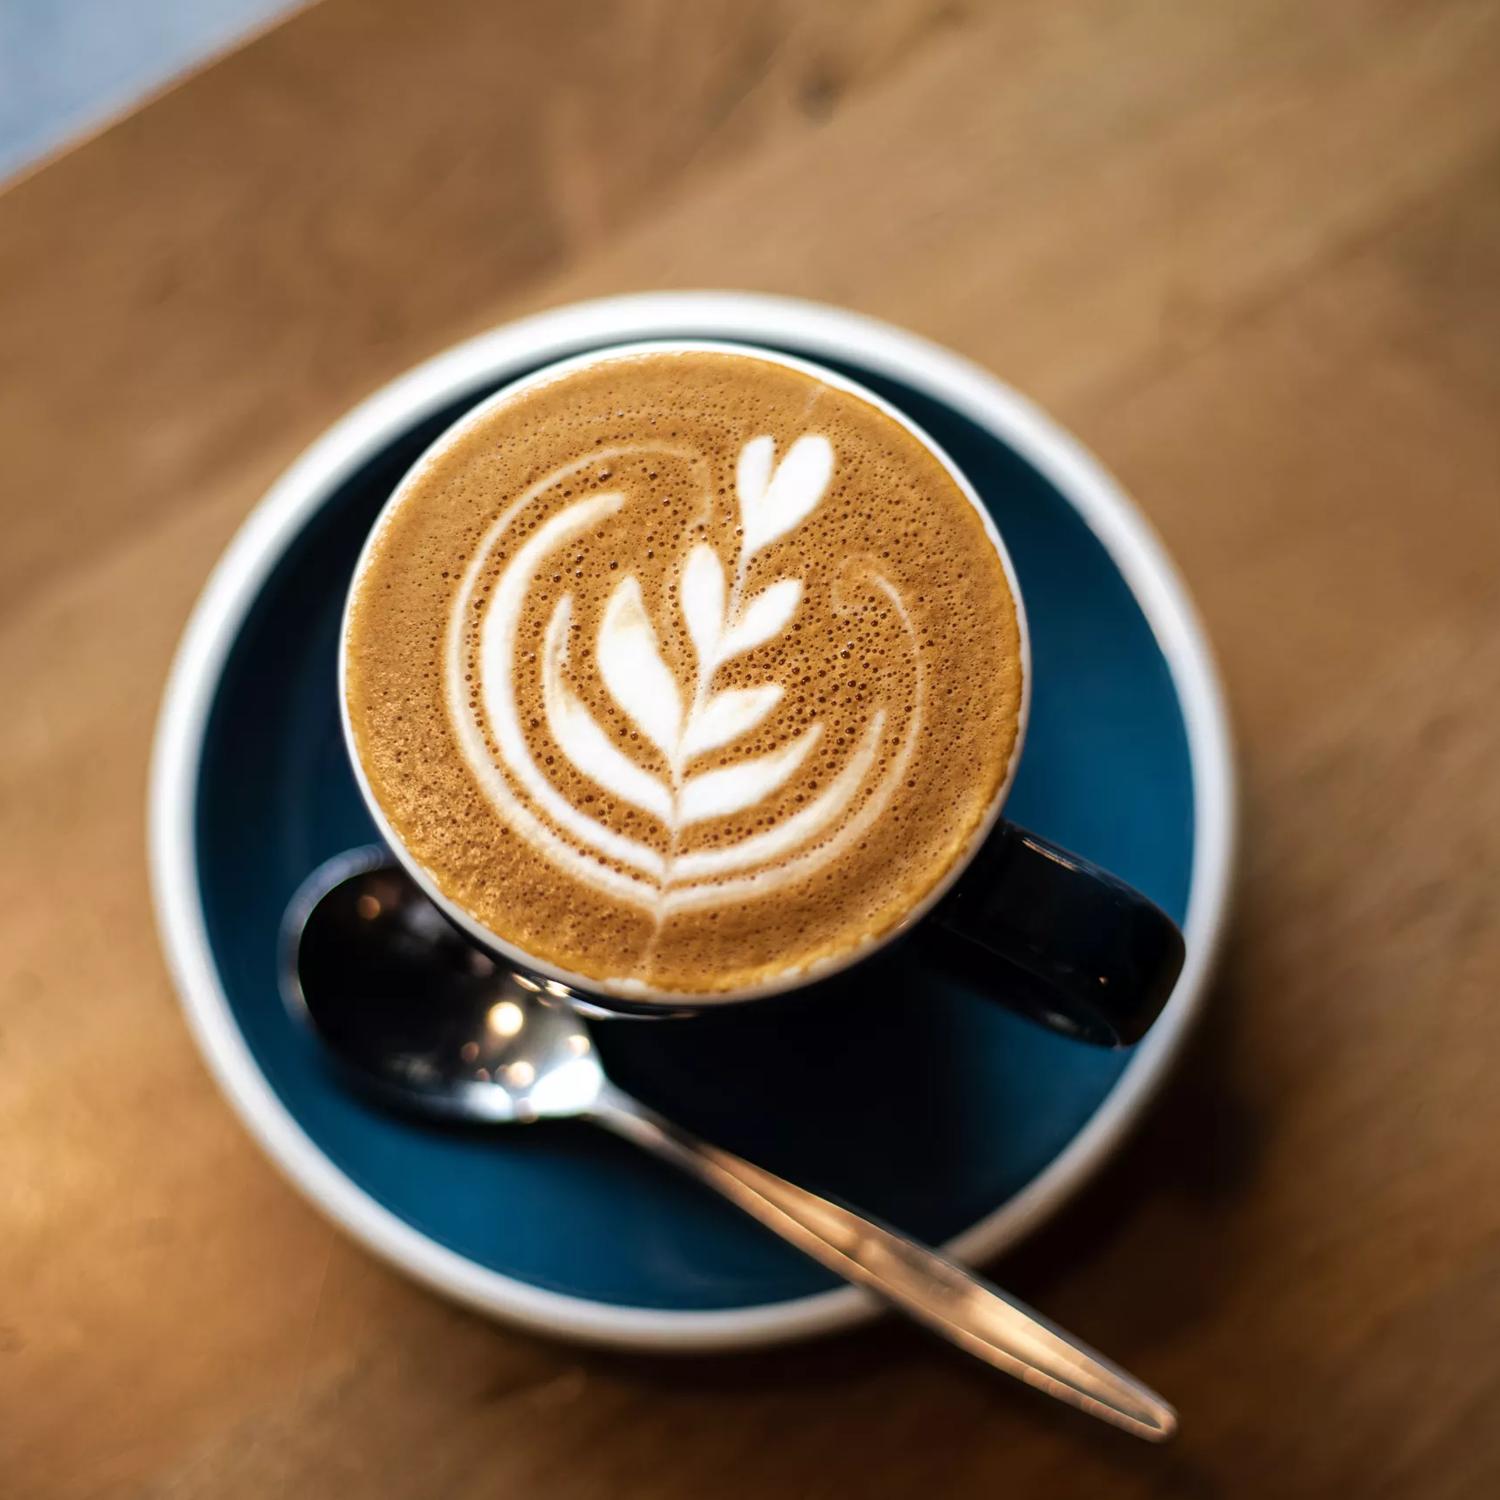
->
341 339 1183 1043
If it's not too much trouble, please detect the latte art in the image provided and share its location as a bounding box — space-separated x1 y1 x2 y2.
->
346 349 1024 996
446 430 920 921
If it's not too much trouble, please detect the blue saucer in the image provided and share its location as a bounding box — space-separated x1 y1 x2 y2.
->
152 296 1232 1348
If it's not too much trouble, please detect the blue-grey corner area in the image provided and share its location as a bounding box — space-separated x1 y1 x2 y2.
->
0 0 299 184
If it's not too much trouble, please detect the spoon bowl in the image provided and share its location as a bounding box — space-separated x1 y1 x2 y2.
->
283 845 604 1122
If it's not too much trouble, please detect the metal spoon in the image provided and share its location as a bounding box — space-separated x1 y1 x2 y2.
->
281 847 1177 1442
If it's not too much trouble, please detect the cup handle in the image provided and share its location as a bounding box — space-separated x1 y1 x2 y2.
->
920 823 1185 1046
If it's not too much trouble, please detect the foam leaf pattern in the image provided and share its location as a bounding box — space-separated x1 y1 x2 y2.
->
542 598 673 820
679 725 822 824
721 578 802 661
735 436 774 521
739 434 834 556
680 543 725 664
681 684 783 759
598 576 682 759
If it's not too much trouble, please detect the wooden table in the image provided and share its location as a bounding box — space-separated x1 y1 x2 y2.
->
4 1 1498 1494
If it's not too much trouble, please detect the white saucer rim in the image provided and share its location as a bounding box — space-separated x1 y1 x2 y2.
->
148 291 1238 1353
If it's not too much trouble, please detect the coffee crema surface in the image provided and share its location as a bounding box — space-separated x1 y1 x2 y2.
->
345 349 1024 995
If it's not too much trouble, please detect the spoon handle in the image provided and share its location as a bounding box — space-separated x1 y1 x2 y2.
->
591 1081 1175 1442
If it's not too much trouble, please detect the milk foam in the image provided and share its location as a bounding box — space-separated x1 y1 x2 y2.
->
346 348 1025 994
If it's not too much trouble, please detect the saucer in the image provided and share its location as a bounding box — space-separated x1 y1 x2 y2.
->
150 293 1235 1351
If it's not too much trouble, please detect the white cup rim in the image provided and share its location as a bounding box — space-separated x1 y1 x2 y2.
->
338 338 1033 1008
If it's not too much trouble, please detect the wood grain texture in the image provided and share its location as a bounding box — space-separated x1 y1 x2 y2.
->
2 0 1498 1495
